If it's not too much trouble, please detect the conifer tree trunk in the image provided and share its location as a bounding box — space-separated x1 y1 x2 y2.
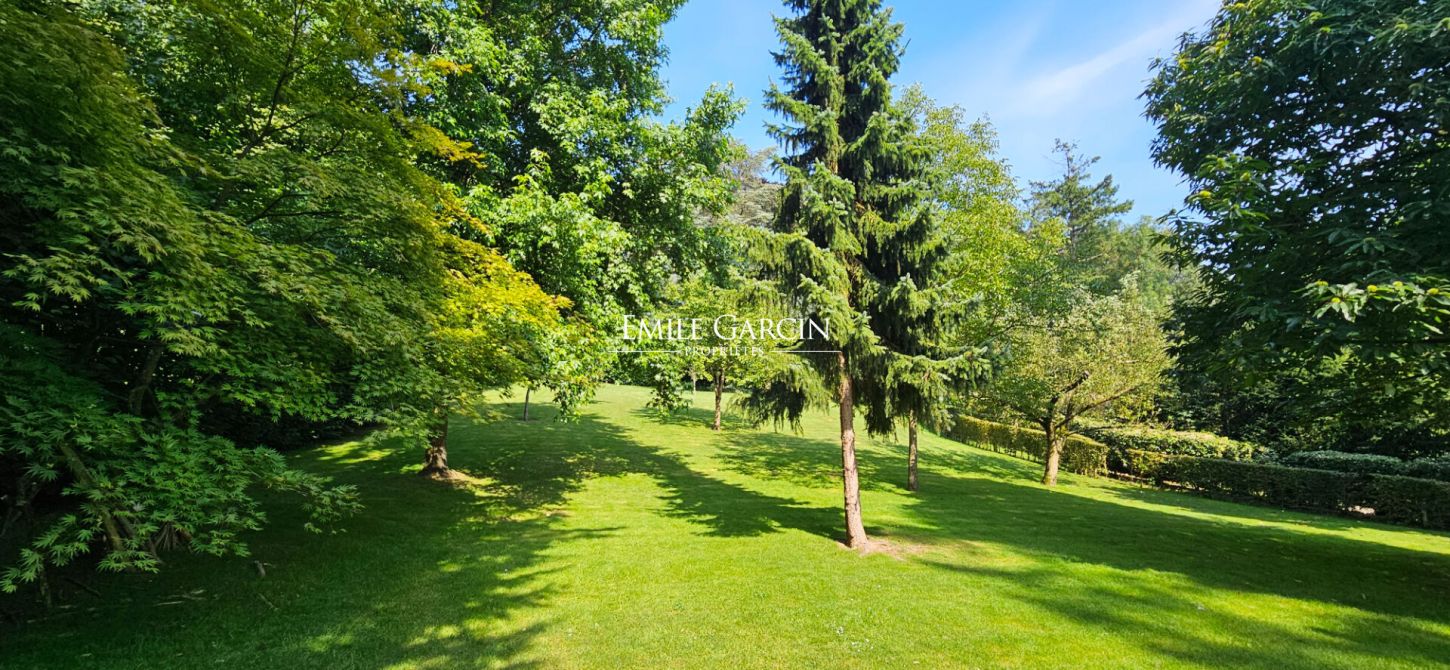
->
421 409 450 477
839 352 868 547
906 411 919 491
712 368 724 431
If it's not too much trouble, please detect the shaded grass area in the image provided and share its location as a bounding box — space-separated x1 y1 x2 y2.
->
3 385 1449 669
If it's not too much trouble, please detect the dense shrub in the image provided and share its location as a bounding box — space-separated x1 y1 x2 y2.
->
1161 458 1359 512
1271 451 1450 484
1117 450 1450 530
1078 423 1258 460
1408 455 1450 483
1112 448 1172 479
1279 450 1409 476
1360 475 1450 527
949 416 1107 475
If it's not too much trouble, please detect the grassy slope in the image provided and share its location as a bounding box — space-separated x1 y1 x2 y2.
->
3 384 1449 669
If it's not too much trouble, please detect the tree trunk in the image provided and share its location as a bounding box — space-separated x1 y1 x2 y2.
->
838 351 868 548
712 368 724 431
57 442 127 554
522 387 531 421
127 345 163 416
37 566 52 610
906 411 919 492
1042 424 1064 486
420 409 450 477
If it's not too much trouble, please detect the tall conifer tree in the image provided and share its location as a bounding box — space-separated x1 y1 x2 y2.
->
759 0 945 544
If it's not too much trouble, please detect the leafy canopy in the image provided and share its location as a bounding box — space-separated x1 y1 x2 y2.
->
1145 0 1450 447
974 282 1171 434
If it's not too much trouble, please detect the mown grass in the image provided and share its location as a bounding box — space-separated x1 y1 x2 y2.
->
3 384 1449 669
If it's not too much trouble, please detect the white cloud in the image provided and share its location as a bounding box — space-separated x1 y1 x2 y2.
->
1014 1 1215 116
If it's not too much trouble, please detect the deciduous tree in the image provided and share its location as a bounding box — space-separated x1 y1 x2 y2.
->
974 284 1170 485
1144 0 1450 452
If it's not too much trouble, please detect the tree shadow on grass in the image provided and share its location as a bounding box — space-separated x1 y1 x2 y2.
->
702 423 1450 660
8 399 845 667
2 418 620 670
632 405 754 432
17 399 1445 669
905 468 1450 617
713 421 1042 495
915 439 1047 482
343 413 1450 668
479 402 842 541
713 426 909 494
1100 479 1448 535
923 559 1450 669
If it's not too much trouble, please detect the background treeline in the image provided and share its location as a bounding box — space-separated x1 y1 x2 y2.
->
0 0 738 592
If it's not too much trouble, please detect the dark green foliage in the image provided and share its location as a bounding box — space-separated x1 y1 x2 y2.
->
1279 451 1413 477
1277 451 1450 484
1111 448 1172 481
1360 475 1450 528
1025 143 1190 308
1080 217 1189 311
1163 338 1447 458
1145 0 1450 451
756 0 958 433
0 3 395 589
1158 458 1362 514
947 416 1107 475
1079 424 1259 461
967 282 1170 486
1408 455 1450 483
3 0 711 590
734 355 826 429
391 1 742 420
1120 451 1450 530
1028 140 1132 249
638 151 797 425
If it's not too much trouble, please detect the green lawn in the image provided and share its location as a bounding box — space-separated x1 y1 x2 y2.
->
4 384 1449 669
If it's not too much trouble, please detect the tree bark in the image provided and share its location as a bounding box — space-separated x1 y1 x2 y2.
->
127 345 163 416
712 368 724 431
420 409 450 477
906 411 919 492
1042 424 1064 486
37 566 52 610
57 442 127 554
522 387 531 421
838 351 868 548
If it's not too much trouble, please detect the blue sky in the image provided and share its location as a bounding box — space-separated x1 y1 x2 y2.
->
659 0 1221 221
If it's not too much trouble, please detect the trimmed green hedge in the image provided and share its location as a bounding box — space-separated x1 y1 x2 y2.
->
1278 450 1450 483
1116 449 1450 530
1113 448 1171 480
948 416 1107 475
1078 423 1258 461
1279 450 1407 476
1161 458 1358 511
1360 475 1450 527
1408 455 1450 482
